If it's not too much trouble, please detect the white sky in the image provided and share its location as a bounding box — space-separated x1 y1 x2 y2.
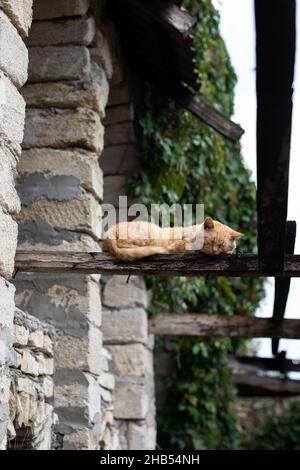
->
213 0 300 363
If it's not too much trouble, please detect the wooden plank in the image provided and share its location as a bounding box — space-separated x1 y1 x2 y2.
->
272 221 296 355
230 354 300 373
148 314 300 337
233 374 300 397
171 83 244 141
112 0 196 37
14 251 300 277
255 0 295 271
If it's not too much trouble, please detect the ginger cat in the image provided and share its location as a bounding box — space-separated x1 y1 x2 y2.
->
103 217 243 261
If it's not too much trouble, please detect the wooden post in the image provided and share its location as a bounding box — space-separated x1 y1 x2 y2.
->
272 221 296 355
255 0 295 271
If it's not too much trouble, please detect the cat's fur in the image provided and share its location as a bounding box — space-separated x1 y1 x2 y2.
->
103 217 243 261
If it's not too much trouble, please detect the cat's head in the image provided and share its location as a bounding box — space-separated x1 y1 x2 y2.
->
202 217 243 255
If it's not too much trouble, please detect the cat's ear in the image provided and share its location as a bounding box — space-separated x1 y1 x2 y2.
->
204 217 214 229
230 230 243 239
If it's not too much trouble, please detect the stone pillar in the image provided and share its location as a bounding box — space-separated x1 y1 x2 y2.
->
0 0 33 450
14 0 110 450
100 24 157 449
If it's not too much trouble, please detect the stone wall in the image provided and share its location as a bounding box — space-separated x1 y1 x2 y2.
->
235 396 300 447
0 0 33 450
14 0 114 450
8 308 55 449
0 0 156 450
101 30 156 449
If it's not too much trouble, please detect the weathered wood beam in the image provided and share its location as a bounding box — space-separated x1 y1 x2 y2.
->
230 354 300 373
111 0 196 37
148 314 300 338
272 221 296 355
14 252 300 277
255 0 295 271
170 84 244 141
233 374 300 397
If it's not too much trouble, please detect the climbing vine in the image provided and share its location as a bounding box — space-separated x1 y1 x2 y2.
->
127 0 265 449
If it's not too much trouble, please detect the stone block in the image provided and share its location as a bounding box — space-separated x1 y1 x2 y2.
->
13 324 29 346
103 104 134 126
36 355 54 375
9 348 23 368
42 334 53 357
100 144 139 176
21 350 39 376
63 429 94 450
0 0 33 37
0 278 15 329
105 122 136 146
113 379 149 419
0 73 26 152
98 373 115 391
0 210 18 278
55 370 100 433
23 108 104 153
17 376 35 396
16 192 101 241
28 46 90 83
15 274 102 334
102 308 148 345
0 375 10 449
26 15 95 46
21 77 108 117
0 144 20 215
103 275 148 309
28 330 44 349
55 325 103 375
128 420 156 450
103 175 125 207
107 344 153 377
41 377 54 398
0 11 28 87
33 0 90 20
19 148 103 201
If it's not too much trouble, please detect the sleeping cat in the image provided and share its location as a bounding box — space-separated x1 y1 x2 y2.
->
103 217 243 261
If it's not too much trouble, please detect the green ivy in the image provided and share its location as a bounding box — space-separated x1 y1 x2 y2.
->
127 0 265 449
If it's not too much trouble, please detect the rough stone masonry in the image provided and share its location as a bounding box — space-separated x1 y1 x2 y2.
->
0 0 33 450
0 0 156 450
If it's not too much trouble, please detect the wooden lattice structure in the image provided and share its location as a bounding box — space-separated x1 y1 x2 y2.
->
14 0 299 394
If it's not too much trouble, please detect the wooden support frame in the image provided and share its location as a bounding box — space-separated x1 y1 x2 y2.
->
14 251 300 277
255 0 295 271
230 355 300 374
233 374 300 397
148 314 300 338
170 83 244 141
272 221 296 355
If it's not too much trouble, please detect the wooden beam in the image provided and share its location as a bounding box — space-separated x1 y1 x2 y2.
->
230 354 300 374
14 251 300 277
233 374 300 397
111 0 196 37
255 0 295 271
272 221 296 355
148 314 300 338
170 84 244 141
